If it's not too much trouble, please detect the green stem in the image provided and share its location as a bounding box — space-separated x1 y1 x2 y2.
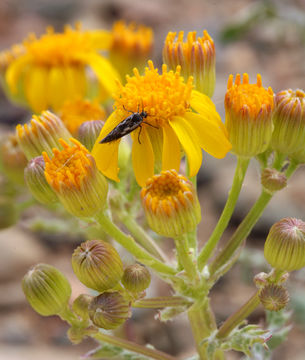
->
133 296 191 309
118 210 168 262
209 190 273 275
216 291 260 338
285 160 299 178
95 211 176 276
188 299 218 359
94 332 176 360
174 234 198 280
198 157 250 270
273 151 286 170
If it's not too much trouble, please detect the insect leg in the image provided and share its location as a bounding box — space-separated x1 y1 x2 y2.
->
143 121 159 130
137 125 142 145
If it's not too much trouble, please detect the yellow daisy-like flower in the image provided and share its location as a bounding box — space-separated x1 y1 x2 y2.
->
5 23 120 113
59 98 106 136
92 60 231 187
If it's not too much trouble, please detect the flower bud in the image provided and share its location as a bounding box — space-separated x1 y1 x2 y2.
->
264 218 305 271
261 168 287 193
24 156 58 205
16 111 72 160
0 134 27 184
22 263 71 316
0 196 18 229
72 294 93 320
271 89 305 155
163 30 215 97
43 138 108 217
141 170 201 237
88 291 130 330
259 284 289 311
72 240 123 292
122 264 151 293
253 272 268 289
225 74 274 157
78 120 104 151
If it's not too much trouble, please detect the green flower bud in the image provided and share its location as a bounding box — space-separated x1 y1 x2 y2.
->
78 120 104 151
259 284 289 311
122 264 151 293
72 240 123 292
72 294 93 320
88 291 130 330
264 218 305 271
261 168 287 193
0 196 18 229
24 156 58 205
22 263 71 316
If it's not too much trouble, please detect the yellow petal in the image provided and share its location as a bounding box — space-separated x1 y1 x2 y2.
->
169 116 202 177
94 111 124 144
132 127 154 187
190 90 227 133
91 139 120 182
47 66 67 111
24 65 48 113
76 52 121 96
162 123 181 172
5 54 31 93
184 112 232 158
65 66 86 100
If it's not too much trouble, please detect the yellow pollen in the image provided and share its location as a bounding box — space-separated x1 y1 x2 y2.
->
226 73 274 118
43 138 92 192
60 99 106 135
111 21 153 56
113 60 193 126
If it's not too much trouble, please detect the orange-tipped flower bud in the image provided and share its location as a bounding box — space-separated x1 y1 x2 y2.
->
24 156 58 205
122 264 151 293
22 263 71 316
72 239 123 292
271 89 305 155
78 120 104 151
261 168 287 193
225 74 274 157
141 170 201 237
43 138 108 217
264 218 305 271
72 294 93 320
88 291 130 330
259 284 289 311
163 30 215 97
16 111 72 160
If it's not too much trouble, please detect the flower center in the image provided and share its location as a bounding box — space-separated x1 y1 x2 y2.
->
226 73 274 118
113 60 193 126
43 138 92 191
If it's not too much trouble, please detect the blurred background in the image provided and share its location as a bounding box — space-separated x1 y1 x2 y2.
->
0 0 305 359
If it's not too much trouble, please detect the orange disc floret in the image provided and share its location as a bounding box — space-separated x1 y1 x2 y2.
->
141 170 200 237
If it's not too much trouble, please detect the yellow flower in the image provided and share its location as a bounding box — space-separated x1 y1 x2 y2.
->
109 21 153 79
92 60 231 186
225 73 274 157
5 23 120 113
59 98 106 136
43 138 108 217
163 30 215 97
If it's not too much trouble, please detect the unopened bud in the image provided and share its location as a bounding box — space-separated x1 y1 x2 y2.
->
259 284 289 311
72 240 123 292
22 263 71 316
253 272 268 289
72 294 93 320
122 264 151 293
261 168 287 193
78 120 104 151
264 218 305 271
88 291 130 330
24 156 58 205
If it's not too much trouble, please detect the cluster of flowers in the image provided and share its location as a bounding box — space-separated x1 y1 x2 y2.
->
1 19 305 359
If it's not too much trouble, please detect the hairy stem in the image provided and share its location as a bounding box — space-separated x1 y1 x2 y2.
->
174 234 198 280
133 296 192 308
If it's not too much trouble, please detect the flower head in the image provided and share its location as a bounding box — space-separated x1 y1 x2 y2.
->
43 138 108 217
259 284 289 312
59 98 106 136
5 24 119 112
163 30 215 97
225 73 274 157
16 110 72 160
122 264 151 293
141 170 201 237
92 61 231 186
109 21 153 79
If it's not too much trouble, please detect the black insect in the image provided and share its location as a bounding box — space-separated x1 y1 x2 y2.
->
100 105 157 145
